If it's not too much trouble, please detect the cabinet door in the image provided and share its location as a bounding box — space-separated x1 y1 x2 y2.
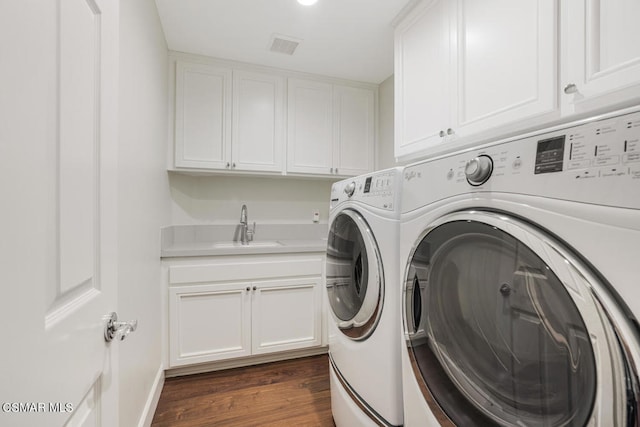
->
232 71 284 172
562 0 640 113
394 0 455 159
453 0 557 137
169 283 251 366
287 79 334 175
251 277 322 355
174 61 232 169
333 85 375 176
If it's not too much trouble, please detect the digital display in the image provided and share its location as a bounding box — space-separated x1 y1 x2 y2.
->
363 177 372 193
535 135 565 174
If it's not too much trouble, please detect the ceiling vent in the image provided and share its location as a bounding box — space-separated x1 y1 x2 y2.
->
269 34 302 55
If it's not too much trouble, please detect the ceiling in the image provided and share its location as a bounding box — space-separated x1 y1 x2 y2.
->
154 0 411 84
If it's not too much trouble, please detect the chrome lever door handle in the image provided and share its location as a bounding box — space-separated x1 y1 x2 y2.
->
104 312 138 342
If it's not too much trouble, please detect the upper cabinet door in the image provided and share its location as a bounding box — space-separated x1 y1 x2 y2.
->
232 71 284 172
287 78 334 175
174 61 232 169
395 0 455 159
333 85 375 176
395 0 557 161
453 0 557 137
562 0 640 114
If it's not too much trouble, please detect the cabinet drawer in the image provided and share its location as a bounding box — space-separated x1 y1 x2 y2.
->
169 257 323 285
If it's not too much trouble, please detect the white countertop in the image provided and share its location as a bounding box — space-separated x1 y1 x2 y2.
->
161 224 328 258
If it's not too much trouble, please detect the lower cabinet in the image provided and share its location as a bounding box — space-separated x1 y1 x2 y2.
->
166 255 324 367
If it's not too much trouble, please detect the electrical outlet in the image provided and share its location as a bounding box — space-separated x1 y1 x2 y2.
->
313 211 320 223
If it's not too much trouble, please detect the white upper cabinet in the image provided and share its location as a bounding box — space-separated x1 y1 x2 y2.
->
172 56 375 177
562 0 640 114
232 71 284 172
287 78 375 176
287 79 334 175
396 0 640 161
454 0 556 136
174 61 283 173
395 0 454 158
395 0 557 160
333 85 375 176
174 62 232 169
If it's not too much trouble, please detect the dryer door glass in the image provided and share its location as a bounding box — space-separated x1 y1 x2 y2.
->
405 219 597 426
327 209 383 340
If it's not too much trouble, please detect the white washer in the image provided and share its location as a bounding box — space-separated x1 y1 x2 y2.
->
399 108 640 426
327 167 404 426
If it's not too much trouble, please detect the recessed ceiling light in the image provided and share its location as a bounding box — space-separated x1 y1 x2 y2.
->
297 0 318 5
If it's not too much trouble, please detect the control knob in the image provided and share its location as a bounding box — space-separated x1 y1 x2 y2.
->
344 181 356 197
465 155 493 186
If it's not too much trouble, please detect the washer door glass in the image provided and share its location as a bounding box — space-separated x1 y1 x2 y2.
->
327 209 382 340
405 217 597 426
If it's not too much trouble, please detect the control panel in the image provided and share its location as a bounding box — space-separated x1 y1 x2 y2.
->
330 168 402 213
403 108 640 212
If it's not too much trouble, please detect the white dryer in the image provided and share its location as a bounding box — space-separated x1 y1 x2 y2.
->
399 108 640 426
327 167 404 426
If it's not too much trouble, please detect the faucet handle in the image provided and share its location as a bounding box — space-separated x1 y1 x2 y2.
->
247 222 256 241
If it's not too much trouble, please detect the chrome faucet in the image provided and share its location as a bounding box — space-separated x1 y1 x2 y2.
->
239 204 255 244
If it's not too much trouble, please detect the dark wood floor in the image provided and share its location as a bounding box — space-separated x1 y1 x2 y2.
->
152 355 335 426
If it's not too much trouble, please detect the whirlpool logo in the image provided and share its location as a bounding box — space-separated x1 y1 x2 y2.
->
404 170 421 181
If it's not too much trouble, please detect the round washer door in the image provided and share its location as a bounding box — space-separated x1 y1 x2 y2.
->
403 210 639 427
327 209 383 340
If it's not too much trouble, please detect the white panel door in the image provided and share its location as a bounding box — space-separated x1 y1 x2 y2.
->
454 0 557 137
252 278 322 355
333 85 375 176
232 71 284 172
562 0 640 113
394 0 455 158
169 283 252 366
287 79 334 175
175 62 232 169
0 0 119 425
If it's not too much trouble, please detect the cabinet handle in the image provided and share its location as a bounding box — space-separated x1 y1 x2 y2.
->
335 168 339 174
439 130 445 137
226 162 230 168
564 83 578 94
246 286 250 291
447 128 454 135
232 162 236 168
252 286 257 291
330 167 334 173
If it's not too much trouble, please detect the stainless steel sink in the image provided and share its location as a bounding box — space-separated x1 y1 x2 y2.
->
211 240 283 249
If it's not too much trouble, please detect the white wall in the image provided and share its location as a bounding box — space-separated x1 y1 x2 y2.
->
377 75 397 169
118 0 170 426
169 174 334 225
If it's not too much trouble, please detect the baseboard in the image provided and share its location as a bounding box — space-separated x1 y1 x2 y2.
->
165 346 328 378
138 364 165 427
